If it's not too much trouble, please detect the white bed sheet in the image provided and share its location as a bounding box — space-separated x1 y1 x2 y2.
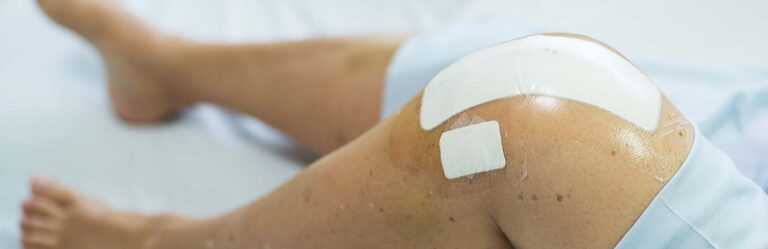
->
635 59 768 190
1 0 767 248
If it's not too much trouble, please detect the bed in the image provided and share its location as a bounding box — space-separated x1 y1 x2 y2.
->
1 0 767 247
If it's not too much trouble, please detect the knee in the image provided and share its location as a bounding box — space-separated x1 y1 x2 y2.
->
384 32 696 247
389 94 693 193
386 32 695 196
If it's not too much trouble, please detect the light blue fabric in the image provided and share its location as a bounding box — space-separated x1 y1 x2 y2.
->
615 126 768 248
632 61 768 192
381 16 543 117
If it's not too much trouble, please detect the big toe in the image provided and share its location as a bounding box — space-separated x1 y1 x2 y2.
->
31 177 77 205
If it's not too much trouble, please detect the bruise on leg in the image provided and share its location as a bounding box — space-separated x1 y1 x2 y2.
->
387 91 692 199
387 93 525 199
385 89 693 248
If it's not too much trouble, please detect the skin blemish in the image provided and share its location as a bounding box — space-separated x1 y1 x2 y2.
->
556 194 564 202
302 188 312 203
379 208 384 213
369 170 374 176
531 194 538 201
611 150 616 156
335 132 348 148
678 131 684 137
345 52 372 72
518 193 524 200
449 217 456 222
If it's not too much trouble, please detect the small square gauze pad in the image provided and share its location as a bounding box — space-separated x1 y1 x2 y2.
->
438 120 506 179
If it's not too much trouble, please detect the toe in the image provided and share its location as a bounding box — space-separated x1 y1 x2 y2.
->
21 232 58 249
21 208 48 225
20 216 58 233
31 177 77 205
23 197 64 217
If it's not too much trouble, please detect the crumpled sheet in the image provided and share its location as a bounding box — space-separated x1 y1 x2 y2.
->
637 59 768 190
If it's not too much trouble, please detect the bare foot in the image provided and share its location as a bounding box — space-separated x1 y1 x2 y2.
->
37 0 191 123
20 178 154 249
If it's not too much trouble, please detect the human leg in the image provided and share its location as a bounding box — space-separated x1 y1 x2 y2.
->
37 0 406 154
19 101 515 249
20 27 699 248
20 92 693 249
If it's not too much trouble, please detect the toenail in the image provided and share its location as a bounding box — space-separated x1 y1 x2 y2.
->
34 177 52 188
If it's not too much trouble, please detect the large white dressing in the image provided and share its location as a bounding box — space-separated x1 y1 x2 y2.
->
420 34 662 131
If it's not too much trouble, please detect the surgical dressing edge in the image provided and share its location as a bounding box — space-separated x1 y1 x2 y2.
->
419 34 662 131
439 121 506 179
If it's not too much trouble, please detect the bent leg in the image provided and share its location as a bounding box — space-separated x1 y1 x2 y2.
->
170 37 403 154
139 34 695 248
20 33 695 249
19 93 693 249
37 0 406 154
19 95 515 249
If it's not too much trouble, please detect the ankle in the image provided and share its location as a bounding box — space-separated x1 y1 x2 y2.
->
140 214 191 249
153 39 206 107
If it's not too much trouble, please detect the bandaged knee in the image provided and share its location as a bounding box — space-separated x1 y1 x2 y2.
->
420 34 663 180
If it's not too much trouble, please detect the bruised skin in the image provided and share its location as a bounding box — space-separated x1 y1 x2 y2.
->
388 92 693 248
390 93 690 194
221 121 514 248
